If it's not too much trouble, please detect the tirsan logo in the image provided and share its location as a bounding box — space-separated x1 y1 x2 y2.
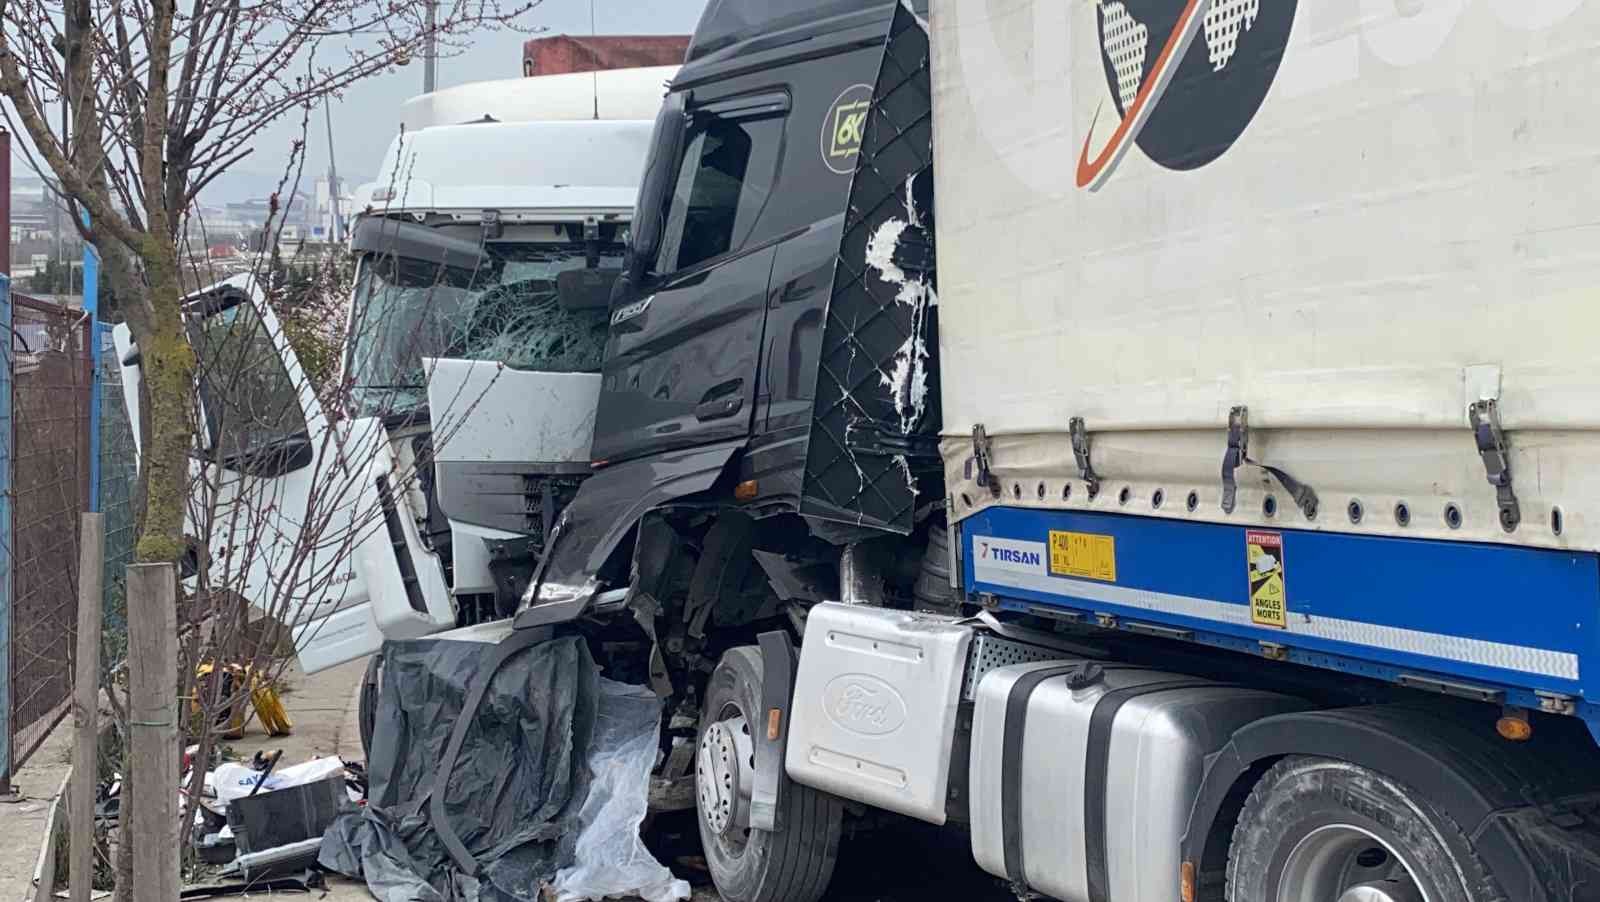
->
822 84 873 175
1078 0 1297 190
980 543 1041 567
973 536 1048 576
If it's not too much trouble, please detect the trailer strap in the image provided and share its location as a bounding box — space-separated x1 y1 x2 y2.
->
1221 405 1319 520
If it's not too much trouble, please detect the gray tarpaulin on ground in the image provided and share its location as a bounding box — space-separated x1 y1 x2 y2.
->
319 633 687 902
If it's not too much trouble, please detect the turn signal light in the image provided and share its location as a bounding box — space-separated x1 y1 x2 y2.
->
735 480 759 501
1496 709 1533 742
1180 861 1196 902
767 707 782 741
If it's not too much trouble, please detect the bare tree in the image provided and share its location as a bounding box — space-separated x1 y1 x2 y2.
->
0 2 543 892
0 0 539 563
76 200 519 884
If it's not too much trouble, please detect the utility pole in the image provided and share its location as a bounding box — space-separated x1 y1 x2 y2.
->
423 0 438 94
1 129 10 277
323 100 342 243
59 0 74 276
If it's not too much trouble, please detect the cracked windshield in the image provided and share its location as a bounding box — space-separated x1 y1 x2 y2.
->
346 225 622 418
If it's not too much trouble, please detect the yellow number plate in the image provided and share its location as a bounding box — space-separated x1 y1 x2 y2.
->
1047 531 1117 582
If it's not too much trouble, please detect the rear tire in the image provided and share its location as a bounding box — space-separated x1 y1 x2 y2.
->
1226 755 1505 902
697 646 842 902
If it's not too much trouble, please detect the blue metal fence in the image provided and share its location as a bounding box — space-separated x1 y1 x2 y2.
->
0 274 13 790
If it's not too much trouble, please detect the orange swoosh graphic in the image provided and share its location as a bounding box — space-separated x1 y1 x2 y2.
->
1076 0 1210 191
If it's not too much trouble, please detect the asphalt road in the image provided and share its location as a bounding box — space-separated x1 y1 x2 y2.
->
648 810 1016 902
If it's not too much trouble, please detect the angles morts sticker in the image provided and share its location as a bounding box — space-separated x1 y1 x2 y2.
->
1246 529 1287 628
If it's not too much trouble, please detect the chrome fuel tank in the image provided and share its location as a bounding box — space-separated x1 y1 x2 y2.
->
969 661 1307 901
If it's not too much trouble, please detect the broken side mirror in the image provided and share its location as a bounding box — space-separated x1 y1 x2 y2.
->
557 268 622 311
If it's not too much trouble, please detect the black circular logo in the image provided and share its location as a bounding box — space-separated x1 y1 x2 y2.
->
1082 1 1297 185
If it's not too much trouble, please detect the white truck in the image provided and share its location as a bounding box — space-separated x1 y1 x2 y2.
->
114 64 673 674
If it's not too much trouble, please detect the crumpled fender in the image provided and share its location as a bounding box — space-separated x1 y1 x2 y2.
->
513 438 744 629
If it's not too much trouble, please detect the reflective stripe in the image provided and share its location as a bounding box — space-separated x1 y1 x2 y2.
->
973 552 1579 681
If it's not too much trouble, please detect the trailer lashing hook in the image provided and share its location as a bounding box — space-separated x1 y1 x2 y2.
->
972 424 1001 498
1468 398 1520 532
1069 417 1101 497
1221 406 1319 520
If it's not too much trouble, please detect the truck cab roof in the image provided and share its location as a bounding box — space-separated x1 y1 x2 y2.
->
399 66 677 131
362 119 653 219
355 67 675 219
679 0 923 84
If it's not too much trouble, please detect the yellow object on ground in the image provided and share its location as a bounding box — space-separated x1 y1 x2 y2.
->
194 662 294 738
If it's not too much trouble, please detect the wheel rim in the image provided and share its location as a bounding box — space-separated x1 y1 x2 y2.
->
1277 824 1431 902
697 707 756 855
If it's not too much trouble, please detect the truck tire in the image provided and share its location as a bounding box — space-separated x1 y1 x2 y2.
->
358 653 381 762
1226 755 1505 902
697 646 842 902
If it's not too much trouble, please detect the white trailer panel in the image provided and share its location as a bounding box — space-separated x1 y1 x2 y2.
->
929 0 1600 550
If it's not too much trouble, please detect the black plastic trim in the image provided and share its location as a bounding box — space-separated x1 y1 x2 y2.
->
998 664 1080 888
1082 680 1213 902
375 473 428 615
752 630 797 833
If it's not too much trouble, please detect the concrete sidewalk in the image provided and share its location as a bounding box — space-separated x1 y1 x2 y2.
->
0 717 74 902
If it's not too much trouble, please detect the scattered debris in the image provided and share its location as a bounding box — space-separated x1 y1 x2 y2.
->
179 868 324 898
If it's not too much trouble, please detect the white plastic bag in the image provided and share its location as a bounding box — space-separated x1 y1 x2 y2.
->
547 679 691 902
213 756 347 804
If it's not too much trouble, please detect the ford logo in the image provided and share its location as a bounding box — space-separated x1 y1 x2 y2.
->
821 674 907 736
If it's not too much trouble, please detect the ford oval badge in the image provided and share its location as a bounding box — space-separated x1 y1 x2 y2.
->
821 674 907 736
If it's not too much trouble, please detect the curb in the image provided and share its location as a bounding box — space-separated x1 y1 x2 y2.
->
27 768 69 902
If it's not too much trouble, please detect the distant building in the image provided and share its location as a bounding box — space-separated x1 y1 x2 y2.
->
313 176 355 242
223 193 308 229
521 34 689 78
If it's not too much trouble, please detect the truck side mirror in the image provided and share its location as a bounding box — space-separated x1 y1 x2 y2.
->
629 91 688 282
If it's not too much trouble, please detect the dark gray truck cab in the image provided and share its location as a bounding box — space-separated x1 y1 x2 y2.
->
519 0 940 625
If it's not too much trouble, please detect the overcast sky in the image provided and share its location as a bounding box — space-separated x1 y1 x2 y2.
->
230 0 708 199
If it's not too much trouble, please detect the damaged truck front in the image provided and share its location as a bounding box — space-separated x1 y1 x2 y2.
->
115 63 674 677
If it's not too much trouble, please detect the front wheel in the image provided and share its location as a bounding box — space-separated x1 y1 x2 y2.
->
696 646 842 902
1226 756 1505 902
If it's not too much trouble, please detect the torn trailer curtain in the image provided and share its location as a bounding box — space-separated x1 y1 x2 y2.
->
319 633 687 902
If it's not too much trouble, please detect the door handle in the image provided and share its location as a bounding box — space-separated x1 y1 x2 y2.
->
696 380 745 422
695 395 744 422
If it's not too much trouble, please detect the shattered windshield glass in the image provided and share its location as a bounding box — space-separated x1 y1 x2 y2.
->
346 237 623 419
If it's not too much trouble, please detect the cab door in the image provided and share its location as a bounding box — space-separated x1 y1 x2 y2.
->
592 93 790 464
113 275 454 674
